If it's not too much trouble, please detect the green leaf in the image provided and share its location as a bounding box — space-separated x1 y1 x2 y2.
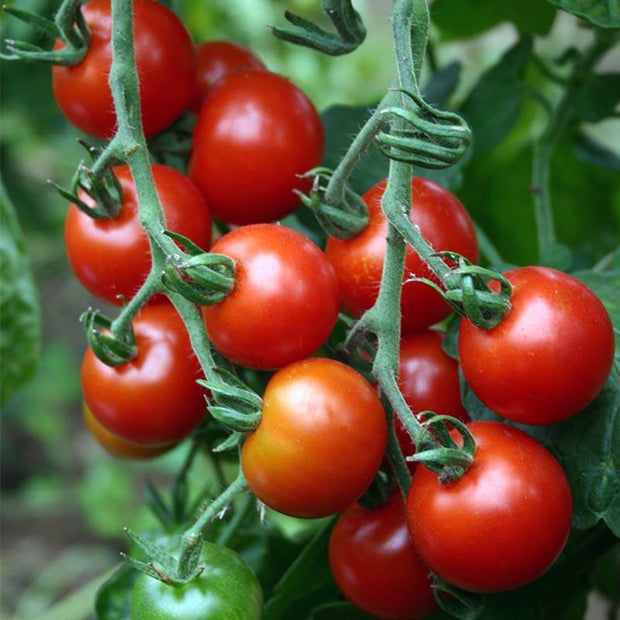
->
95 564 138 620
574 73 620 123
461 36 533 154
308 601 373 619
547 0 620 28
574 132 620 171
423 61 462 105
0 178 41 406
432 0 556 40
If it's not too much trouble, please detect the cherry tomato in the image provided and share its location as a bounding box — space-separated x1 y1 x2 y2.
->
241 358 387 518
65 163 211 306
189 40 265 114
82 402 176 459
406 420 573 593
189 70 324 225
458 266 615 425
395 330 469 468
52 0 196 139
202 224 339 370
329 488 438 619
81 304 207 445
326 177 479 333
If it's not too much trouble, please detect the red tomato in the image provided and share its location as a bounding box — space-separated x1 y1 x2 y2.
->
325 177 479 333
241 358 387 518
395 330 469 468
81 304 207 445
406 420 573 593
189 40 265 114
189 71 324 225
458 266 615 425
52 0 196 139
65 164 211 306
202 224 339 370
329 489 438 619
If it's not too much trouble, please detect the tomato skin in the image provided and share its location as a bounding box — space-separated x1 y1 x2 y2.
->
81 304 206 445
406 420 573 593
329 489 438 619
189 70 324 225
65 164 211 306
395 330 469 467
326 177 479 333
189 41 265 114
130 542 263 620
241 358 387 518
52 0 196 139
202 224 339 370
458 266 615 425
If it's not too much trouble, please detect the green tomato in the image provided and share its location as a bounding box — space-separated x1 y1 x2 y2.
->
130 542 263 619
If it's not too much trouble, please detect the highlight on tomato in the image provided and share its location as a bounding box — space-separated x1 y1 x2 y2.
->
241 358 388 518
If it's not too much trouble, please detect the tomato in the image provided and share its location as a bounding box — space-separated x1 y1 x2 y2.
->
130 542 263 620
65 163 211 306
329 488 438 619
241 358 387 518
52 0 196 139
325 177 479 333
189 40 265 114
406 420 573 593
189 70 324 225
395 330 469 467
82 303 207 445
82 402 176 459
202 224 339 370
458 266 615 425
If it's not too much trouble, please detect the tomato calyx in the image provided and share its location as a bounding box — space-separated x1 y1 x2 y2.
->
81 308 137 366
162 232 235 306
270 0 366 56
2 0 90 65
432 577 486 620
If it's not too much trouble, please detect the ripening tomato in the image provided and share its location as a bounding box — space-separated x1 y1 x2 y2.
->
65 164 211 306
202 224 339 370
82 304 207 445
406 421 573 593
189 70 324 225
241 358 388 518
189 40 265 114
458 266 615 425
52 0 196 139
329 489 438 619
326 177 479 333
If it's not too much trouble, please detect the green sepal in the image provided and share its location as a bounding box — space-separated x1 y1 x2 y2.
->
433 577 486 620
81 309 137 367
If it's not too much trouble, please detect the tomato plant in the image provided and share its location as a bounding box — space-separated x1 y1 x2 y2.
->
406 420 573 593
329 488 438 619
81 303 207 445
241 358 387 518
65 163 212 305
458 266 615 425
202 224 339 370
130 542 263 619
52 0 196 139
189 70 324 225
325 177 479 333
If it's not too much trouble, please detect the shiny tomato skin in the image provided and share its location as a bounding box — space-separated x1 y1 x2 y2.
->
329 489 438 619
326 177 479 333
189 70 324 225
406 420 573 593
65 164 211 306
241 358 387 518
458 266 615 425
395 330 469 467
202 224 339 370
82 304 207 445
189 40 265 114
52 0 196 139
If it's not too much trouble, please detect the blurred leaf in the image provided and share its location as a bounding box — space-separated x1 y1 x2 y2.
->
574 73 620 123
308 602 372 619
95 564 137 620
432 0 555 40
592 543 620 601
461 36 533 155
423 61 462 105
0 178 41 406
574 132 620 170
547 0 620 28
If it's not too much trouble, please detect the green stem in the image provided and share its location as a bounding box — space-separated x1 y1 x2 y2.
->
216 493 255 547
385 407 412 498
475 224 504 266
